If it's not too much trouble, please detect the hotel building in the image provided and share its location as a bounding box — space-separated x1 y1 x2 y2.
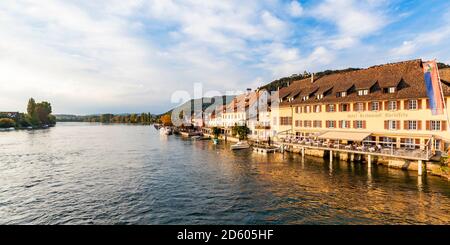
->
272 59 450 154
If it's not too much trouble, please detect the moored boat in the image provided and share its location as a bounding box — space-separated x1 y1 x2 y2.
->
230 141 250 150
160 127 173 135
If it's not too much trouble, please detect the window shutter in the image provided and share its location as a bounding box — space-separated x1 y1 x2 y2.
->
442 121 447 131
295 107 298 113
299 120 303 127
400 138 405 144
337 104 340 112
384 120 388 130
384 101 388 111
363 103 367 111
347 121 350 128
369 102 372 111
397 120 401 130
397 100 400 110
326 105 329 112
417 120 422 130
353 103 357 111
415 139 420 145
339 121 342 128
404 100 408 110
404 120 409 130
363 121 367 129
318 105 322 113
426 120 430 130
353 121 356 128
418 99 422 109
426 99 430 109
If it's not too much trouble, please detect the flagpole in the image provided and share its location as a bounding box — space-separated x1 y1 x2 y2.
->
435 59 450 131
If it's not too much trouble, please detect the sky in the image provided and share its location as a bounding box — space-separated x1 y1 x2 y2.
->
1 0 450 115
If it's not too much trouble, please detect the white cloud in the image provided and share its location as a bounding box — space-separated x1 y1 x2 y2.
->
312 0 388 49
288 1 304 18
0 0 448 114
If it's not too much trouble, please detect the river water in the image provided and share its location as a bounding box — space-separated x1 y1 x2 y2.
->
1 122 450 224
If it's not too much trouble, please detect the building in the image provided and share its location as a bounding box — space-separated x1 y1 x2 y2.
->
272 59 450 154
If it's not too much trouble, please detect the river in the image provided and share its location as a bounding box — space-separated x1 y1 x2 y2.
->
1 122 450 224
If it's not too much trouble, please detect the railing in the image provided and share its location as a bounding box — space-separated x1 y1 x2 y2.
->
275 135 434 160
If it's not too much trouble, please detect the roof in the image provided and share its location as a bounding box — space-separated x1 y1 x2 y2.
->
280 59 448 106
318 131 372 141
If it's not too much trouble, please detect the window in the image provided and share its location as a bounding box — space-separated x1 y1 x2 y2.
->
340 120 350 128
408 120 417 130
371 102 379 111
357 89 368 96
305 105 311 113
327 120 336 128
340 104 350 112
431 120 441 131
388 120 398 130
314 105 321 113
405 138 415 149
355 120 364 129
355 102 364 112
313 120 322 128
328 104 335 112
302 96 309 101
388 101 397 111
317 94 323 100
388 87 396 93
304 120 312 127
280 117 292 126
408 100 417 110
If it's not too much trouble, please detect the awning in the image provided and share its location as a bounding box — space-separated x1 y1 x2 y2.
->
318 131 372 142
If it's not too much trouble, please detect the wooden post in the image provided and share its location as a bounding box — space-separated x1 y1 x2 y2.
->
368 155 372 168
301 147 305 157
329 150 333 163
418 160 423 176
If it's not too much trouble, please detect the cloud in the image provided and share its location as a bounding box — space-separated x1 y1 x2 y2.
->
288 1 304 17
0 0 449 114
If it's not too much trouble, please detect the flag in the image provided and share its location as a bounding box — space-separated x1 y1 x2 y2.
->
423 60 444 115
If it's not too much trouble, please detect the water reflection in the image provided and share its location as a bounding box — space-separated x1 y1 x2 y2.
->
1 123 450 224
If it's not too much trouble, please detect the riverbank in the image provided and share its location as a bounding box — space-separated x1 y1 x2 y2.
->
201 132 450 181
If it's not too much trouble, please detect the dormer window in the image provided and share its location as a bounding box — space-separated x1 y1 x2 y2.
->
317 94 324 100
337 91 347 97
357 89 369 96
302 96 309 101
384 87 396 93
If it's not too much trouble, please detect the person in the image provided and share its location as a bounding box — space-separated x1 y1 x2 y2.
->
268 136 271 146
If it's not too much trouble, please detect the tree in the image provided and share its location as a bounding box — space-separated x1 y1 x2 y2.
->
27 98 40 126
27 98 36 116
234 125 250 140
160 114 173 126
35 101 52 125
0 118 15 128
212 127 221 139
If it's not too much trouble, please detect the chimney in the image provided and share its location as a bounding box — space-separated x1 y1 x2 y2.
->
311 73 314 83
287 81 290 87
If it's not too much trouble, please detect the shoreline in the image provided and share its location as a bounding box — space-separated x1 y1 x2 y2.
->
202 132 450 180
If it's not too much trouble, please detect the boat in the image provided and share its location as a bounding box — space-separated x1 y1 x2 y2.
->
191 135 202 140
230 141 250 150
0 127 15 132
160 127 173 135
213 138 219 145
